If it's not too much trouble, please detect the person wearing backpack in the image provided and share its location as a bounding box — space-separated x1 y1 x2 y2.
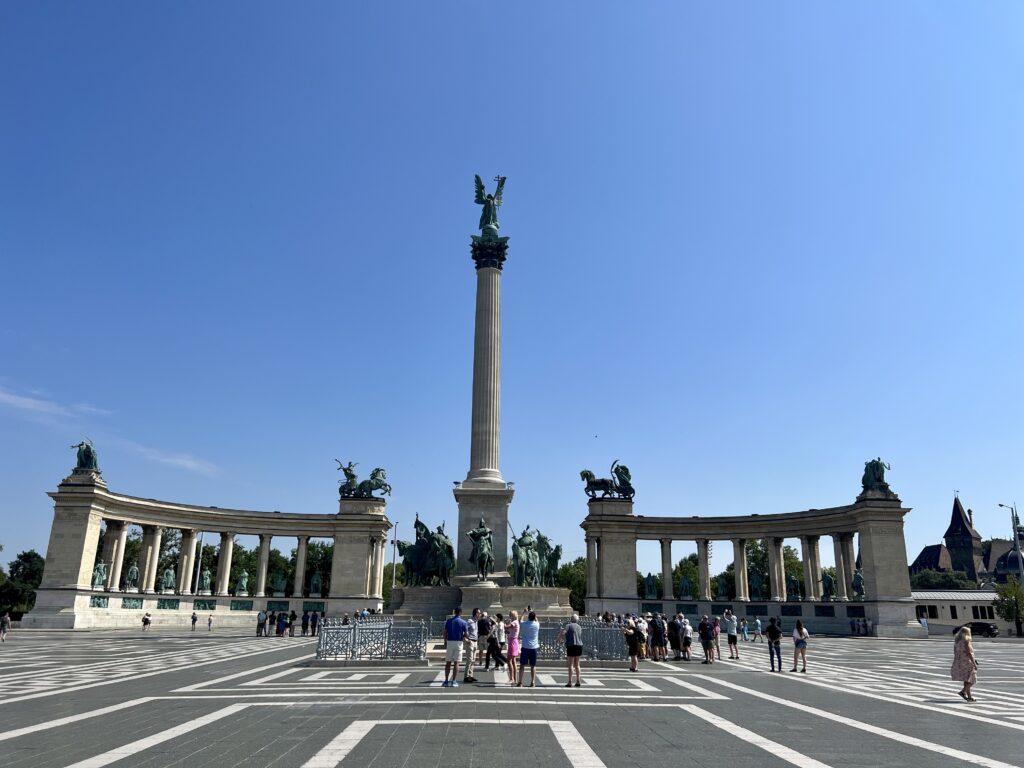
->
650 613 667 661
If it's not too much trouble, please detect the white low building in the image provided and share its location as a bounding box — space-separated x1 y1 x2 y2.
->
912 590 1011 635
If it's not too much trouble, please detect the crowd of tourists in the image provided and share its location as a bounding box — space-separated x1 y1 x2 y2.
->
255 609 321 637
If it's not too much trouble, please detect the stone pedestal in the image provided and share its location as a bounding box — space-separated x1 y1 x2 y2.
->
198 589 212 596
236 590 249 597
582 498 637 617
453 485 514 578
329 497 392 611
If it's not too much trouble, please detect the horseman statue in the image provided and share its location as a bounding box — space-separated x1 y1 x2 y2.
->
336 460 392 498
465 516 494 581
397 515 455 586
580 460 635 500
511 526 541 587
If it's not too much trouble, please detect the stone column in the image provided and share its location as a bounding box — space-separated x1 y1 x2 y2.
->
99 522 118 586
137 526 155 593
465 264 506 487
733 539 749 601
801 535 821 601
365 538 376 596
293 536 309 598
841 533 857 597
255 534 271 597
697 539 711 601
767 537 786 601
832 535 849 601
178 530 198 594
107 521 129 591
143 527 164 593
586 537 598 598
215 532 234 596
373 537 386 598
660 539 675 600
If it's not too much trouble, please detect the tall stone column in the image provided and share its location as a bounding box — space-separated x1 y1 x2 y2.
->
697 539 711 601
586 537 598 598
660 539 675 600
144 526 164 593
832 535 849 601
801 535 821 601
767 537 786 601
137 526 154 593
177 530 198 594
372 537 386 598
107 521 129 591
255 534 271 597
733 539 749 602
293 536 309 598
454 220 514 580
841 533 857 597
100 521 118 585
215 532 234 596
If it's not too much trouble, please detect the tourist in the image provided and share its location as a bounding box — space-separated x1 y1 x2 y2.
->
506 610 520 684
517 610 541 687
463 608 480 683
650 612 667 661
561 613 584 686
477 610 492 666
484 613 506 672
495 611 507 667
765 617 783 672
442 607 467 688
951 626 979 702
791 619 809 672
276 612 287 636
635 615 648 660
753 616 763 642
681 617 693 660
142 612 152 630
301 611 310 636
268 611 277 635
208 614 213 631
342 613 350 625
698 615 713 664
741 617 749 642
724 610 739 659
289 610 298 637
712 616 722 660
190 611 198 631
0 611 10 642
667 613 682 660
623 618 640 672
257 609 267 637
310 611 319 636
849 617 857 635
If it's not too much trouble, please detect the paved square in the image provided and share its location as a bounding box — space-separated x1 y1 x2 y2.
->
1 631 1022 767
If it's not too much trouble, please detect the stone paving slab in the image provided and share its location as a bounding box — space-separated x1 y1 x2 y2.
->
1 631 1021 767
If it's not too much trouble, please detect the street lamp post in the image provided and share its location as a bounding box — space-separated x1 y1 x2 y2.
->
998 503 1024 585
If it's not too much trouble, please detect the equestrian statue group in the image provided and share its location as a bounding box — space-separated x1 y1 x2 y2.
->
336 460 392 498
510 525 562 587
398 515 457 587
580 460 635 500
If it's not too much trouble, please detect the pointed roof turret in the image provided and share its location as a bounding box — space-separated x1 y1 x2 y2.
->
944 496 981 541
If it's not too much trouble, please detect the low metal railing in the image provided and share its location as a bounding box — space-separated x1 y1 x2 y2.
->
315 618 427 660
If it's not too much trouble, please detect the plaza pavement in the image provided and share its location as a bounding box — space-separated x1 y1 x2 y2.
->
1 630 1022 767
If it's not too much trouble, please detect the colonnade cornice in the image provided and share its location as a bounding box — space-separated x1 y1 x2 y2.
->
48 486 381 538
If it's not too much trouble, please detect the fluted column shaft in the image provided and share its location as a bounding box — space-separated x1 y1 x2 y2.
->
802 535 821 600
107 521 129 591
215 532 234 596
733 539 749 601
137 526 155 593
841 534 857 596
293 536 309 598
465 266 505 485
100 522 118 584
177 530 198 594
143 526 164 593
697 539 711 601
768 537 786 601
832 536 849 601
660 539 675 600
256 534 271 597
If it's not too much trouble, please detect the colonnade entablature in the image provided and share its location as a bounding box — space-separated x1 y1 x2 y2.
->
28 467 392 628
581 490 926 638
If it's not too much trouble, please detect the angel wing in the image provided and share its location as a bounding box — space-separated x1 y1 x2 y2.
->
493 176 506 206
474 174 486 204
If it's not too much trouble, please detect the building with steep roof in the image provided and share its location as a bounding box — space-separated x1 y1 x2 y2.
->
942 497 984 581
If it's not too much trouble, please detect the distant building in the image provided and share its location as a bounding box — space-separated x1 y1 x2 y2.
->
909 496 1020 584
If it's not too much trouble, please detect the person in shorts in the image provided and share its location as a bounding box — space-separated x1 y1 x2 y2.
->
724 609 739 659
681 617 693 660
442 607 468 687
463 608 480 683
561 613 584 686
517 611 541 687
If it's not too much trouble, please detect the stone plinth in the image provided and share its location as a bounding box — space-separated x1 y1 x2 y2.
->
453 485 514 578
389 584 571 620
329 496 391 611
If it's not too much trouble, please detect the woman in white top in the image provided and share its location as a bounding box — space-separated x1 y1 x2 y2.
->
791 619 809 673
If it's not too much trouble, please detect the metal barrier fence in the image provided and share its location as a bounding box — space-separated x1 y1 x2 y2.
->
316 618 428 660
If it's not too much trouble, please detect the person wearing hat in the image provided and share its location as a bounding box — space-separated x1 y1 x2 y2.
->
681 617 693 660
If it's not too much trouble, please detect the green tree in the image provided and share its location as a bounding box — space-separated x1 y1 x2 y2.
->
993 576 1024 637
555 557 586 614
672 554 699 599
910 569 977 590
382 562 405 609
0 550 46 614
305 541 334 596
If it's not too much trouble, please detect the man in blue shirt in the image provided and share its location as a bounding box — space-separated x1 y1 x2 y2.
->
517 611 541 687
442 607 468 687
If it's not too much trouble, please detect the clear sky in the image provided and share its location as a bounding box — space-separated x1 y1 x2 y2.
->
2 3 1022 578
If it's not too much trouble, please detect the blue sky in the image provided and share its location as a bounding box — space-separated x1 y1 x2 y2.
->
2 3 1022 577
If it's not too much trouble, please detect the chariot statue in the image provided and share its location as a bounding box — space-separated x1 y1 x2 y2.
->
336 460 392 498
580 460 635 500
72 440 100 472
